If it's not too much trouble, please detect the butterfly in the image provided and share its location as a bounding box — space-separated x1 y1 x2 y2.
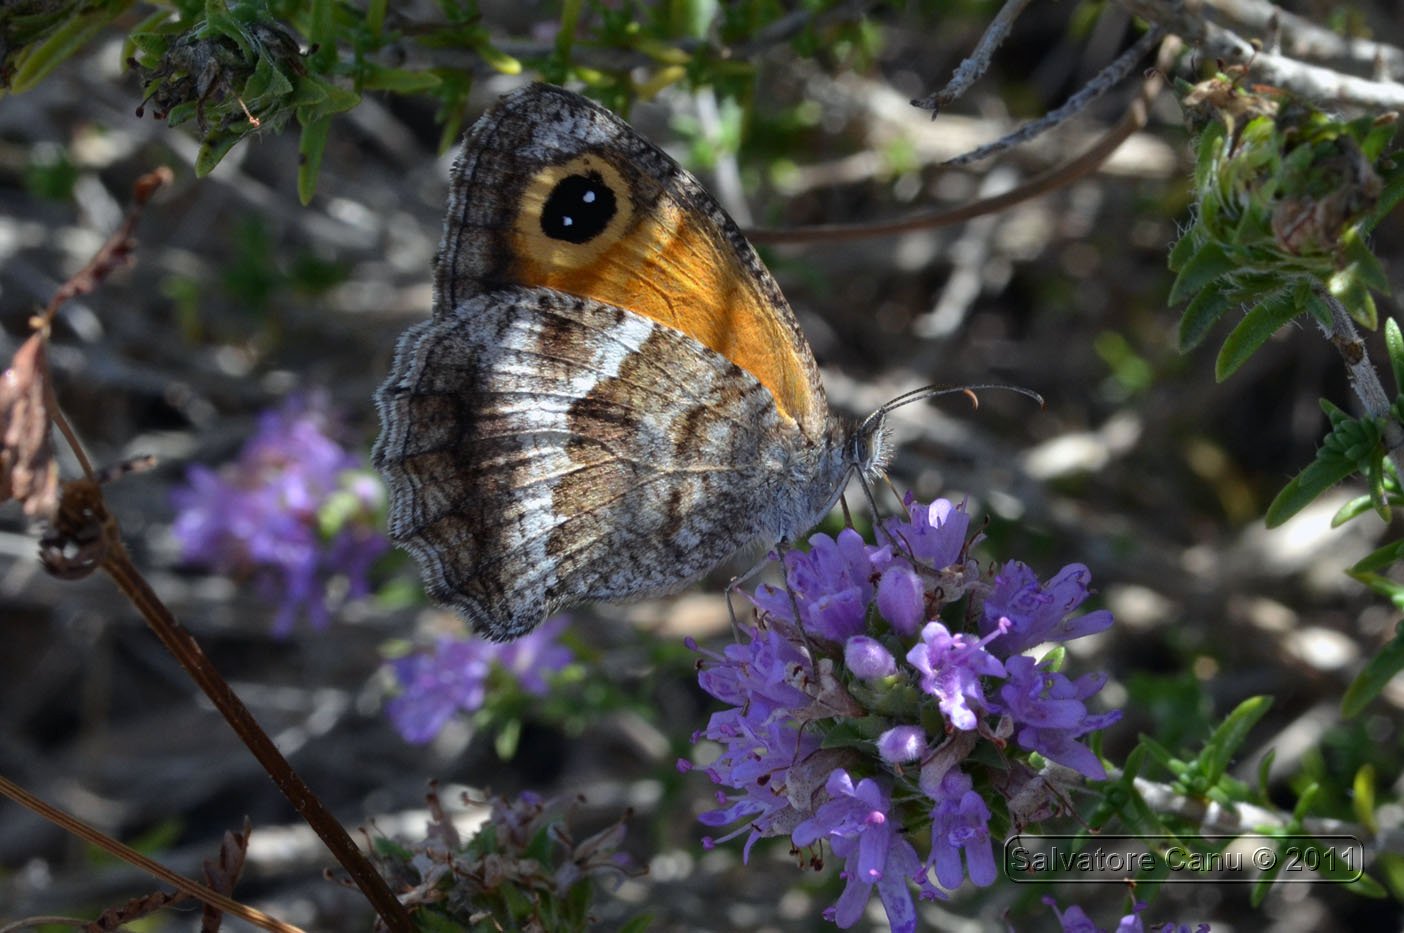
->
374 84 892 641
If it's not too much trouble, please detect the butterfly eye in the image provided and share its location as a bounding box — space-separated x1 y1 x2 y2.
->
850 415 893 480
540 172 617 244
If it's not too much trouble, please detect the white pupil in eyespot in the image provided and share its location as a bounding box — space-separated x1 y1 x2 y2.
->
583 191 596 203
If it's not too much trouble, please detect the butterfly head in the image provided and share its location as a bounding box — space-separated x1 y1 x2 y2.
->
849 408 894 483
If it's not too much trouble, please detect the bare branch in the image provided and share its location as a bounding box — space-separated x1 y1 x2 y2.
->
911 0 1034 113
746 60 1167 244
947 25 1164 166
1117 0 1404 109
0 774 303 932
37 167 172 331
1203 0 1404 78
1315 291 1404 477
94 524 415 932
1132 777 1404 855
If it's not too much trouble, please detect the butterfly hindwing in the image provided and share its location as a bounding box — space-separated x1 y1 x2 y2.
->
375 286 808 640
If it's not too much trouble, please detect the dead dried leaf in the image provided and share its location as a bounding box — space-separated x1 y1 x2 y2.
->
0 333 57 520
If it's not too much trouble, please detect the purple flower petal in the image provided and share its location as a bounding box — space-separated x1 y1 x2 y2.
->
845 636 897 680
876 563 926 635
877 725 926 763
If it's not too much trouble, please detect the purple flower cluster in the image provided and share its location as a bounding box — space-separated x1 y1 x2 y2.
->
793 772 927 931
1045 897 1210 933
686 496 1121 932
172 395 388 633
386 616 573 744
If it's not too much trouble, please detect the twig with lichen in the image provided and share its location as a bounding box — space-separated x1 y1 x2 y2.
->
1316 291 1404 481
1117 0 1404 109
946 25 1165 167
911 0 1034 114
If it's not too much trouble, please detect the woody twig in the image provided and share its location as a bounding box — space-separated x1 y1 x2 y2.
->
0 169 414 933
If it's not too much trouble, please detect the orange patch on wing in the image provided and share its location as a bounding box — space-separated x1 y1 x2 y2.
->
512 158 818 428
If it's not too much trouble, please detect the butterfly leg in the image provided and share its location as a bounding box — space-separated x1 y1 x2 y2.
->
723 552 773 639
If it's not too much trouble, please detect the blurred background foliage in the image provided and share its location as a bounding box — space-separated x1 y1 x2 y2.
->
1 0 1402 930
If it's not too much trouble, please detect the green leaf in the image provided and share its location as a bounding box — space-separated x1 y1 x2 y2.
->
494 715 522 759
1367 455 1391 522
1169 241 1237 305
164 100 198 127
1348 873 1389 899
1169 229 1200 272
322 81 361 113
1342 621 1404 717
1386 317 1404 393
1256 748 1276 798
360 65 442 93
1363 162 1404 233
477 41 523 75
1178 287 1234 351
1358 289 1379 331
1138 734 1184 776
416 911 472 933
1298 289 1331 327
1292 782 1319 824
1039 645 1067 671
202 11 253 57
129 29 172 58
438 114 464 154
1266 453 1359 527
1359 119 1398 162
366 0 387 35
1200 696 1272 786
1192 121 1226 191
8 4 127 94
500 876 535 916
295 78 359 124
1341 228 1390 294
370 836 412 859
298 116 331 204
1320 396 1351 422
243 53 293 104
291 75 330 108
307 0 336 70
1334 493 1383 527
1251 838 1285 907
1354 764 1377 832
1330 270 1378 329
1351 569 1404 611
555 0 584 62
194 133 245 176
1215 289 1301 380
1350 538 1404 573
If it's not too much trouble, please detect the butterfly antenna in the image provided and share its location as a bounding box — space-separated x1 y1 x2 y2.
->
860 383 1045 432
855 382 1042 560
